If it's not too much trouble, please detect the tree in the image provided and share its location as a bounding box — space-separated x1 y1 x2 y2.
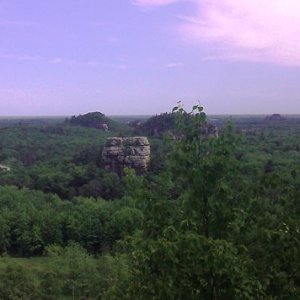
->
109 104 261 299
0 265 38 299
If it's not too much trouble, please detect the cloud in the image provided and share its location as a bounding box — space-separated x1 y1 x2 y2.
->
0 20 40 26
178 0 300 66
117 64 129 70
1 54 84 67
132 0 180 7
51 58 63 64
87 61 100 67
107 37 119 44
18 55 42 61
89 21 113 27
165 62 184 68
0 54 42 61
0 53 130 69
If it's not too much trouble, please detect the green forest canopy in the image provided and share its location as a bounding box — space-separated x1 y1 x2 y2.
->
1 106 300 299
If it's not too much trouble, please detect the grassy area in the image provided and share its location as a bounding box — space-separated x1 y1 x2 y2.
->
0 256 51 273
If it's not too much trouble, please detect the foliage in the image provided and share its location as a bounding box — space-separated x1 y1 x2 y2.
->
66 111 126 132
0 186 142 256
1 108 300 298
0 264 38 299
109 105 300 299
137 112 177 137
0 243 129 300
0 125 124 199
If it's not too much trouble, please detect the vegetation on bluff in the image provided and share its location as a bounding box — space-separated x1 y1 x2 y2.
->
66 112 125 132
135 112 176 136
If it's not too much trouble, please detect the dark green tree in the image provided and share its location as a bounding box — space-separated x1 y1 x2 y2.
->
109 104 261 299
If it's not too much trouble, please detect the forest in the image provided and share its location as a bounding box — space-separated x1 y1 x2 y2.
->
1 106 300 299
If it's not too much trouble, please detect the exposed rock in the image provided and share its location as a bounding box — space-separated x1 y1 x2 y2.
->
102 137 150 175
201 122 219 139
98 123 108 131
164 122 218 141
0 164 10 172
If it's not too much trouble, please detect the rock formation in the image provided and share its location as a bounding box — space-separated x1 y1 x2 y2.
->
201 122 219 139
164 122 218 141
102 137 150 175
98 123 108 131
0 164 10 172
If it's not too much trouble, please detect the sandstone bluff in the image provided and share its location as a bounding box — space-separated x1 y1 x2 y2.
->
102 137 150 175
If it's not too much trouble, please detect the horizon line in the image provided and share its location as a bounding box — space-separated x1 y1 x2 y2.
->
0 113 299 119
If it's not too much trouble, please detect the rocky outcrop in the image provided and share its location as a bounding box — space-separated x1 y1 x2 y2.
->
201 122 219 139
164 122 218 140
0 164 10 172
102 137 150 175
98 123 108 131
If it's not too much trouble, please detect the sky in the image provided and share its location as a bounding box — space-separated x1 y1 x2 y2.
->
1 0 300 115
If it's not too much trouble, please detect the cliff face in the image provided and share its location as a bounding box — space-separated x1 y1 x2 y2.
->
102 137 150 175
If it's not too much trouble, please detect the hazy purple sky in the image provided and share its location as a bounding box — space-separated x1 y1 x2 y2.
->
1 0 300 115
